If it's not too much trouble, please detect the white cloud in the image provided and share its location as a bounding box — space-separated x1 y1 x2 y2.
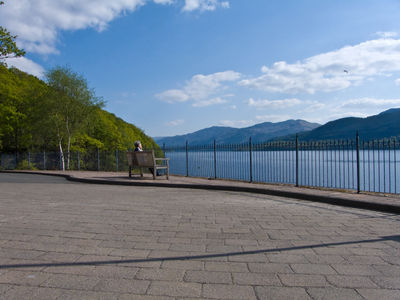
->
255 115 292 123
182 0 229 12
0 0 228 55
192 97 228 107
155 89 189 103
376 31 398 38
395 78 400 86
339 97 400 109
166 119 184 126
4 57 45 78
154 0 174 4
240 38 400 94
156 70 241 105
219 120 254 128
247 98 302 109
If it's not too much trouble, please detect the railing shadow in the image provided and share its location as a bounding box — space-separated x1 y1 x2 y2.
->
1 235 399 270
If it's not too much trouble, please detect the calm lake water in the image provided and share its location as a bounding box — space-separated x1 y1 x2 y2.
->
165 150 400 194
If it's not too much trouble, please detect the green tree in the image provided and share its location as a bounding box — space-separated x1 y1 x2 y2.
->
0 1 26 64
0 65 47 153
44 66 104 170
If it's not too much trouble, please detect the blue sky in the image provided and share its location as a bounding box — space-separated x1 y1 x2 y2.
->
2 0 400 137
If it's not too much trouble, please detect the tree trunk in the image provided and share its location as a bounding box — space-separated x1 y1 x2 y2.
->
66 116 70 170
59 139 65 171
67 135 71 170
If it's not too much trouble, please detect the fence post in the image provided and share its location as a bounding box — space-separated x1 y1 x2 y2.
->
116 149 119 172
296 134 299 187
249 137 253 183
213 139 217 179
185 141 189 177
97 148 100 171
43 151 46 170
356 131 360 193
77 150 80 171
28 151 31 169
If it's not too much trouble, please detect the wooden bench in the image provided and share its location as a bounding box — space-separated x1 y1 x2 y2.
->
127 150 169 180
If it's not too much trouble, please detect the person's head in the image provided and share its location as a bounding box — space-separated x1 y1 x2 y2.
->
134 140 142 149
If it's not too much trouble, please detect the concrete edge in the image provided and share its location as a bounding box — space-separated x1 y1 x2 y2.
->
2 170 400 215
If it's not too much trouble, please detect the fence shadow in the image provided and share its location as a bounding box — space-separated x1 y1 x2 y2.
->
1 235 399 270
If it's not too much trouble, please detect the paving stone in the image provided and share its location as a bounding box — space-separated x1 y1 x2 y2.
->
343 255 388 265
40 274 100 290
147 281 202 297
255 286 312 300
290 263 337 275
161 260 204 270
307 287 364 299
227 253 269 263
108 248 150 258
0 283 13 295
326 275 379 288
356 288 400 300
279 274 329 287
202 283 257 299
0 270 51 286
267 253 309 263
184 270 232 284
331 264 382 276
1 285 65 300
205 261 248 272
248 262 293 274
135 267 185 281
372 264 400 276
370 276 400 289
304 254 346 264
232 272 281 286
93 278 149 294
57 290 119 300
119 295 175 300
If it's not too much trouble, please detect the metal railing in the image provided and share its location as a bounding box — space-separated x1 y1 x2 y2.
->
162 134 400 195
0 149 131 173
1 134 399 194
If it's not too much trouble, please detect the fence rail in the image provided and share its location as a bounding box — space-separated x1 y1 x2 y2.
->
162 134 400 195
1 135 399 195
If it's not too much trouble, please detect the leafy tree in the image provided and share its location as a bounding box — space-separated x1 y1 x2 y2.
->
0 1 26 64
44 66 104 170
0 65 47 153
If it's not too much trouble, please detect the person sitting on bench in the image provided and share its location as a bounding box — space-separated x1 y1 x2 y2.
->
134 140 159 175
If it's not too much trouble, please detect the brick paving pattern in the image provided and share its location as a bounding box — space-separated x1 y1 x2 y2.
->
0 172 399 299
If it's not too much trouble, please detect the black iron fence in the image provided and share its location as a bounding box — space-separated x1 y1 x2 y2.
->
1 134 399 195
162 134 400 195
0 149 131 173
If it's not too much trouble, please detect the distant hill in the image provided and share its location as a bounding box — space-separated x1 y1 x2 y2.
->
274 108 400 141
155 120 321 146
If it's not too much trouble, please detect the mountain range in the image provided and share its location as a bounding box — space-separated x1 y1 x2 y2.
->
280 107 400 141
155 108 400 146
154 120 320 146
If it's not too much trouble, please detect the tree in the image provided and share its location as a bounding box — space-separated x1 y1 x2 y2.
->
0 1 26 64
44 66 104 170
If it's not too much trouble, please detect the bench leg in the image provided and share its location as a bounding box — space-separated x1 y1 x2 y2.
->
129 166 132 178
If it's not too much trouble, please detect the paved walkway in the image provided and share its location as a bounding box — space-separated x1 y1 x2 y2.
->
0 171 400 299
7 170 400 214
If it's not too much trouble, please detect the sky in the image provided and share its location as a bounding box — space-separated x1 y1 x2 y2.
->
2 0 400 137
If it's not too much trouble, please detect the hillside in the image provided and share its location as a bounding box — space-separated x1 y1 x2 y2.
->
155 120 320 146
0 65 158 152
274 108 400 141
